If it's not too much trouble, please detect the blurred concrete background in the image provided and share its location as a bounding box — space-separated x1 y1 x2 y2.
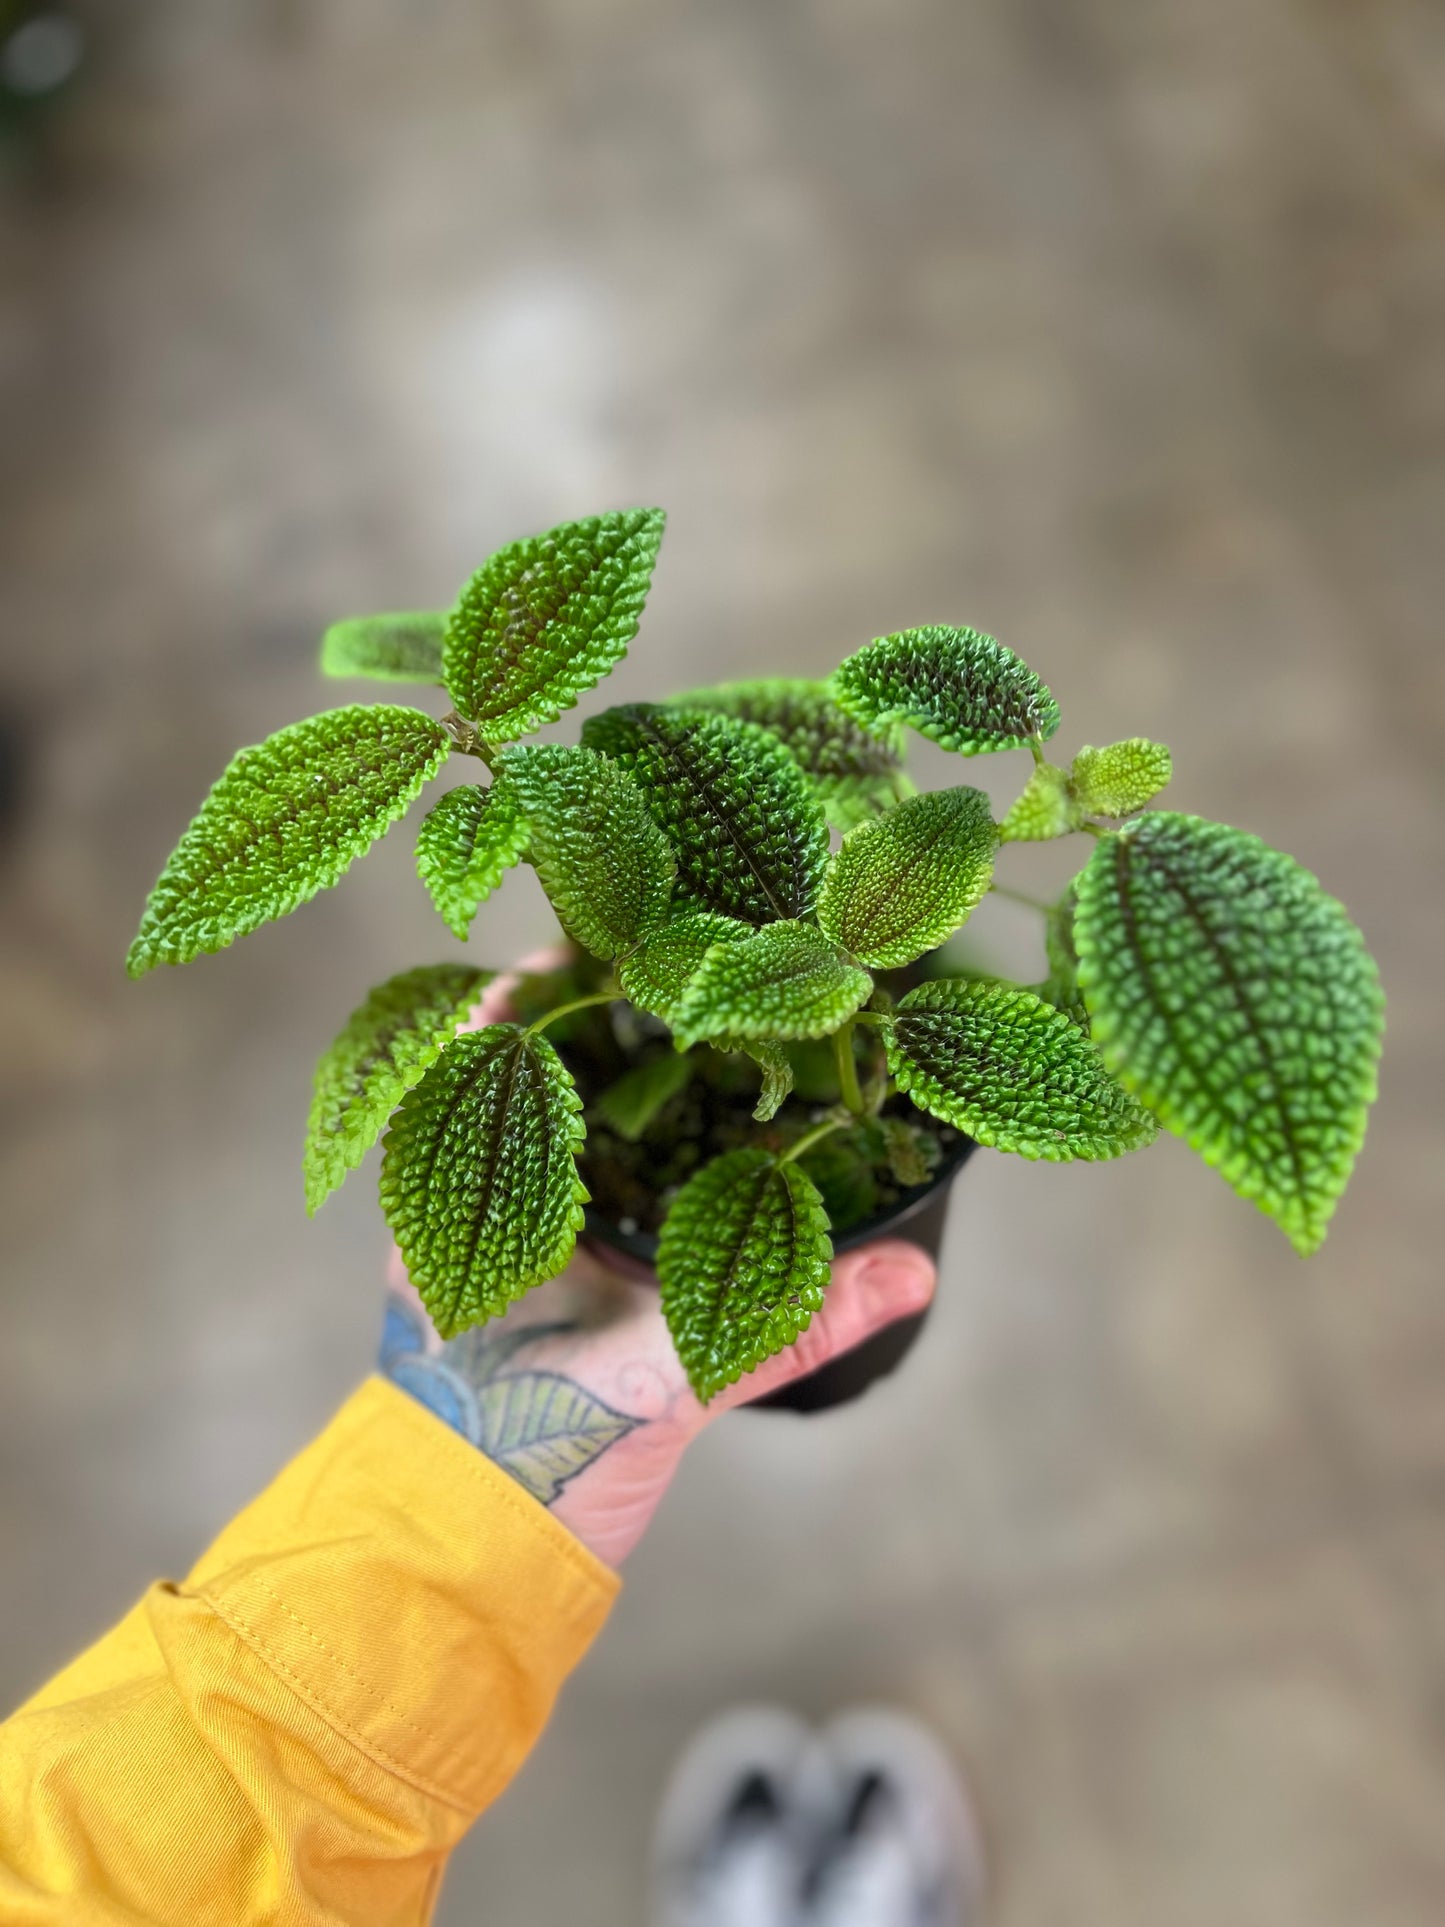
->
2 2 1443 1921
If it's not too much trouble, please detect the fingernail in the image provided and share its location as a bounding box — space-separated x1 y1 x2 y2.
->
859 1255 934 1315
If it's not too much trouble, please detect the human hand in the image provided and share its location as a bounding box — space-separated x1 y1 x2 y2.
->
377 961 937 1568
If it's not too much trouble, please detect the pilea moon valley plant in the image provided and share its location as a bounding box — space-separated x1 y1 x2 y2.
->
128 509 1383 1403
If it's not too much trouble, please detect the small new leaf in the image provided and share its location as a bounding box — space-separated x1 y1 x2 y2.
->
817 786 997 968
999 762 1077 842
594 1053 694 1141
880 1116 940 1189
321 613 446 684
832 626 1061 755
499 744 675 958
415 780 530 939
582 704 830 924
616 912 754 1024
739 1040 794 1122
672 678 913 830
658 1147 833 1401
442 508 665 739
304 963 490 1213
1073 813 1383 1254
1071 738 1172 817
672 922 872 1049
380 1025 588 1337
886 978 1158 1160
127 705 450 976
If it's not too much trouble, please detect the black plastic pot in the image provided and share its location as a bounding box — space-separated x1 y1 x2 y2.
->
583 1133 978 1415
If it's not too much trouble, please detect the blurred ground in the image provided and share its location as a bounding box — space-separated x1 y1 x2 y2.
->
2 3 1443 1922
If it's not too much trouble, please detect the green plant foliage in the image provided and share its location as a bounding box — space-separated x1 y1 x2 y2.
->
1073 813 1383 1253
832 626 1061 755
817 786 998 968
672 678 913 829
130 494 1387 1377
616 911 754 1023
442 508 665 740
672 922 873 1049
414 780 530 939
1071 738 1172 817
593 1052 694 1141
880 1115 941 1188
320 613 446 684
999 762 1076 842
886 978 1158 1160
657 1146 833 1401
127 705 450 977
737 1040 794 1121
499 744 675 959
303 963 490 1213
1035 886 1089 1027
790 1123 879 1225
380 1025 588 1337
582 704 830 923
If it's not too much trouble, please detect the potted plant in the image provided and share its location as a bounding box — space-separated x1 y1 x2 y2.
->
127 508 1384 1414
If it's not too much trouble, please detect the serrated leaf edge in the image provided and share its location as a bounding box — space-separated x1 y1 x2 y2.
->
1074 820 1383 1253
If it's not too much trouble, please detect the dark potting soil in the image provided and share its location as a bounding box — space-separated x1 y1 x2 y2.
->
511 951 965 1241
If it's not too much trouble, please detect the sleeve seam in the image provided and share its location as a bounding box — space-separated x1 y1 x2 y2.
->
195 1582 477 1815
364 1375 620 1600
250 1573 442 1754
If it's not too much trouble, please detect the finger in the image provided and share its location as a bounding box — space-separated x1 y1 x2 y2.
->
709 1237 937 1416
462 944 573 1031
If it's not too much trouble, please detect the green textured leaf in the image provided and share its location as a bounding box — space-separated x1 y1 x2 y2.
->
616 912 754 1023
380 1025 588 1337
499 744 675 959
472 1372 636 1505
593 1052 694 1140
832 626 1060 755
1071 738 1172 817
658 1147 833 1401
415 780 530 939
886 978 1158 1160
672 678 913 830
127 705 450 976
1073 813 1383 1253
582 704 830 924
999 762 1077 842
672 922 873 1049
442 508 665 739
880 1116 941 1188
1035 885 1089 1027
304 963 490 1213
320 613 446 684
734 1040 794 1122
817 787 998 968
794 1122 881 1226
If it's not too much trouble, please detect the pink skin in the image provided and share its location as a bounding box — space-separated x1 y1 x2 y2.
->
386 954 938 1568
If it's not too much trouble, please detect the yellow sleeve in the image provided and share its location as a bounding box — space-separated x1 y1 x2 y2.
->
0 1376 620 1926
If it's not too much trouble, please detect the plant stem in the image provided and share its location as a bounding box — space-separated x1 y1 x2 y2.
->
524 988 620 1038
778 1115 847 1166
989 880 1052 914
441 711 493 766
833 1018 866 1116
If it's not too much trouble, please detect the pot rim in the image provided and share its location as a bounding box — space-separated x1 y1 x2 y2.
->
582 1130 979 1276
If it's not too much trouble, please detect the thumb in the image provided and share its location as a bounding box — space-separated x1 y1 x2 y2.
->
710 1238 937 1416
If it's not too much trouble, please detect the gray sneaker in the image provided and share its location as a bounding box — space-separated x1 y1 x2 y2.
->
650 1706 819 1927
803 1709 985 1927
